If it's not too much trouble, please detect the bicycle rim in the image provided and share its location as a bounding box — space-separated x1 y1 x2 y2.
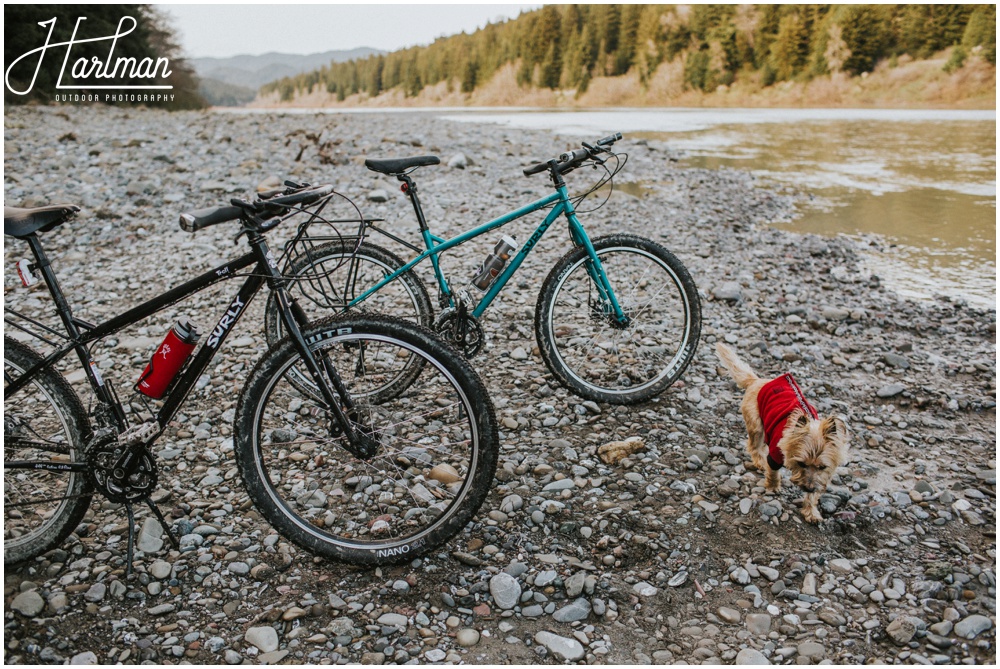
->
4 357 85 555
250 332 482 553
544 245 694 398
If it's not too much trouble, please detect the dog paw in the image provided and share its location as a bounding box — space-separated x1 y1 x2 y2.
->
802 510 823 524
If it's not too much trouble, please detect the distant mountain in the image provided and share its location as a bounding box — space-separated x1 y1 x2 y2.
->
197 78 257 107
190 48 382 90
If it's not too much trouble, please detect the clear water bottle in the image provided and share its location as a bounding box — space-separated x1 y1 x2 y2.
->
471 236 517 290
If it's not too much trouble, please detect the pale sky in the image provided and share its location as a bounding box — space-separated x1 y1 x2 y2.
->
159 4 541 59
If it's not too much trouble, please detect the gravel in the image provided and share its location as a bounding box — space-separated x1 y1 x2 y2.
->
3 105 995 665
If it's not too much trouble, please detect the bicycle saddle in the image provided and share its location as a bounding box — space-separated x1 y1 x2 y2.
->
4 204 80 238
364 156 440 175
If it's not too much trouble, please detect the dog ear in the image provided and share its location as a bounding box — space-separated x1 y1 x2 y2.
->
822 416 848 442
791 409 810 429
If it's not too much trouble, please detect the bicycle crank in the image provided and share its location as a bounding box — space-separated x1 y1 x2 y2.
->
435 309 485 358
87 431 158 504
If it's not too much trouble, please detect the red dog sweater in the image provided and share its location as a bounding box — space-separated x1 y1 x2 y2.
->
757 373 818 470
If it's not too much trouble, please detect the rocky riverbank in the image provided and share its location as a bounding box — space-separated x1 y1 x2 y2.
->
4 105 995 665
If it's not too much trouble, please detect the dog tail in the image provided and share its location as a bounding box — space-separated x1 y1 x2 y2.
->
715 343 759 389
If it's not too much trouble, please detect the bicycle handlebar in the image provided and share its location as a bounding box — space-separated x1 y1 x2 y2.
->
179 184 334 233
522 133 622 178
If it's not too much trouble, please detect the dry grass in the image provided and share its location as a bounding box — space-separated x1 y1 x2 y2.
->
252 50 995 110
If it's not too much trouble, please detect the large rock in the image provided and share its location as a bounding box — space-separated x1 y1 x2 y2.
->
136 516 164 553
11 590 45 617
552 598 590 623
886 617 917 645
70 652 98 665
377 612 408 628
735 648 770 664
489 573 521 610
954 615 993 639
745 613 772 635
535 631 585 661
244 626 279 653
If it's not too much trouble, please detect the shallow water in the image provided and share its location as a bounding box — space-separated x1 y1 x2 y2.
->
441 108 996 308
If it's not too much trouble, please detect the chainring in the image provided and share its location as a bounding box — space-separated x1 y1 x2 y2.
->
87 431 158 504
434 309 485 358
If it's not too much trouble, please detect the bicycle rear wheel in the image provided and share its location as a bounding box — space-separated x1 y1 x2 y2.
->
264 240 434 401
4 337 92 565
264 240 434 345
535 234 701 405
235 314 499 565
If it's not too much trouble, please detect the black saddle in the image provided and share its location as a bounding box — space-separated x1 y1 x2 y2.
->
364 155 440 175
4 204 80 238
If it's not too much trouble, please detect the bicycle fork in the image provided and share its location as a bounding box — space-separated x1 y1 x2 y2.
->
566 211 630 329
265 259 378 459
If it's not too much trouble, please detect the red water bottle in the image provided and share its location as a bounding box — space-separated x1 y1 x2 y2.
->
136 320 200 399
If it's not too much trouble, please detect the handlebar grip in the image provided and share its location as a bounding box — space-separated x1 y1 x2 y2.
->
597 132 623 146
558 148 591 163
179 205 243 233
523 161 549 177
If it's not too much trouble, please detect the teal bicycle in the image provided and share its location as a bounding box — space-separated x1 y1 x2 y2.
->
264 133 702 405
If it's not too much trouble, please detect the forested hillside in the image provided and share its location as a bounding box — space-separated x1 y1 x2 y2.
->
261 4 995 104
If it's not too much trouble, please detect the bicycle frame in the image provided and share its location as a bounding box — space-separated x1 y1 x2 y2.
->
6 223 361 471
349 183 629 325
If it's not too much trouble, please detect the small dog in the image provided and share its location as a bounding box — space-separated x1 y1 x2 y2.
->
715 343 848 524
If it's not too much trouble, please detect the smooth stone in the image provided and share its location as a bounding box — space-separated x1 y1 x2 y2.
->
70 651 98 664
534 631 585 661
136 517 164 553
535 570 557 587
429 463 461 484
633 582 657 597
797 641 825 659
746 613 772 635
377 613 408 628
11 591 45 617
718 606 742 624
668 572 689 587
258 650 289 664
150 560 172 580
552 598 590 623
735 648 771 665
954 615 993 639
455 628 480 647
828 558 853 574
244 626 279 653
877 384 905 398
565 571 586 598
489 573 521 610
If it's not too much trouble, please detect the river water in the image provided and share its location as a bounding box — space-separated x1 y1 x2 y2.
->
440 108 996 309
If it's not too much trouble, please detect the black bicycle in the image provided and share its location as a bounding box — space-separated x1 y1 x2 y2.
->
4 184 499 569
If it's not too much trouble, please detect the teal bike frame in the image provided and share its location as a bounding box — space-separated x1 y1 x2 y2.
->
349 179 629 325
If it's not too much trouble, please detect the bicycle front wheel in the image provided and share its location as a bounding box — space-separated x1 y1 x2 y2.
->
235 315 499 565
4 337 92 565
535 234 702 405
